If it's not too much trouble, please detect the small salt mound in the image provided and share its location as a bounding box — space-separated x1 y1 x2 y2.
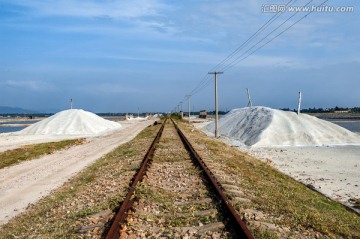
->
126 116 149 121
205 107 360 147
17 109 122 136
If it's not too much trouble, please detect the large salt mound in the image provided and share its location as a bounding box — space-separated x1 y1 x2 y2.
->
17 109 122 136
204 107 360 147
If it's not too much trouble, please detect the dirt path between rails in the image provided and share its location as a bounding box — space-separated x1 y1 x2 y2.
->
0 120 153 226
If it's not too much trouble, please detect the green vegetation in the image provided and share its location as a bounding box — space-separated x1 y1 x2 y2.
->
170 113 180 120
130 124 221 234
178 121 360 238
2 119 359 238
0 123 161 238
0 139 85 169
352 198 360 208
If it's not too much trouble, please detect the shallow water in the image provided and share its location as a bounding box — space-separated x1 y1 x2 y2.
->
0 126 26 133
330 121 360 132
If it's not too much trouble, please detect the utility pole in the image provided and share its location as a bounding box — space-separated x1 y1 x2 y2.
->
297 91 302 115
246 88 252 107
208 72 223 138
186 95 191 124
180 101 184 119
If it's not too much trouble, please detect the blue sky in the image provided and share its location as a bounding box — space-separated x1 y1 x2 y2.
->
0 0 359 113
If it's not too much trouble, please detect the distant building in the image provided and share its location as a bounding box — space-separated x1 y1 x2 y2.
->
334 110 350 113
199 110 207 119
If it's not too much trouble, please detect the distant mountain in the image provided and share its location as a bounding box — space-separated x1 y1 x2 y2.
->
0 106 38 114
36 108 60 114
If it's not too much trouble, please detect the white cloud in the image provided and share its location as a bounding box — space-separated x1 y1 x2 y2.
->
229 54 301 68
2 0 183 43
3 80 55 91
8 0 167 19
81 83 142 95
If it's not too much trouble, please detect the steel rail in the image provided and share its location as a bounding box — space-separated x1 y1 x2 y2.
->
172 119 254 239
105 118 167 239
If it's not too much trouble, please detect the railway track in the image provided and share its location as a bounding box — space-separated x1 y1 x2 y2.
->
105 118 253 238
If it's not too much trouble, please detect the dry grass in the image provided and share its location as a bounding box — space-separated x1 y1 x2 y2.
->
352 198 360 209
0 123 161 238
178 120 360 238
126 123 229 238
0 139 85 169
2 119 359 238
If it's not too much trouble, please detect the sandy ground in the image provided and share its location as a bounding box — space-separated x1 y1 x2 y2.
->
0 134 85 152
195 121 360 214
244 145 360 213
0 120 154 226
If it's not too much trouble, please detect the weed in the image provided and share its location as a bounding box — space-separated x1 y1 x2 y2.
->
177 121 360 238
0 139 85 169
0 124 160 238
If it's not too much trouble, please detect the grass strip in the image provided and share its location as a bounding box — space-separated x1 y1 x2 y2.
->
0 123 160 238
178 120 360 239
0 139 85 169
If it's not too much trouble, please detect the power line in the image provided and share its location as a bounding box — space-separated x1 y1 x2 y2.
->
220 0 315 72
186 0 300 98
181 0 330 106
188 73 212 96
211 0 297 72
222 0 330 71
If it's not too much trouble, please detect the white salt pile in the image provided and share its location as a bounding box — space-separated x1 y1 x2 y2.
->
204 107 360 147
17 109 122 136
126 116 149 121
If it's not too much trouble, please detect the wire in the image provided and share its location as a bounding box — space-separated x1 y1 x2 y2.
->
211 0 297 72
186 0 298 98
188 73 212 96
181 0 330 105
222 0 330 71
220 0 315 72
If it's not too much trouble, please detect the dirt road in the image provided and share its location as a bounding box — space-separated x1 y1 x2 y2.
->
0 120 153 226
